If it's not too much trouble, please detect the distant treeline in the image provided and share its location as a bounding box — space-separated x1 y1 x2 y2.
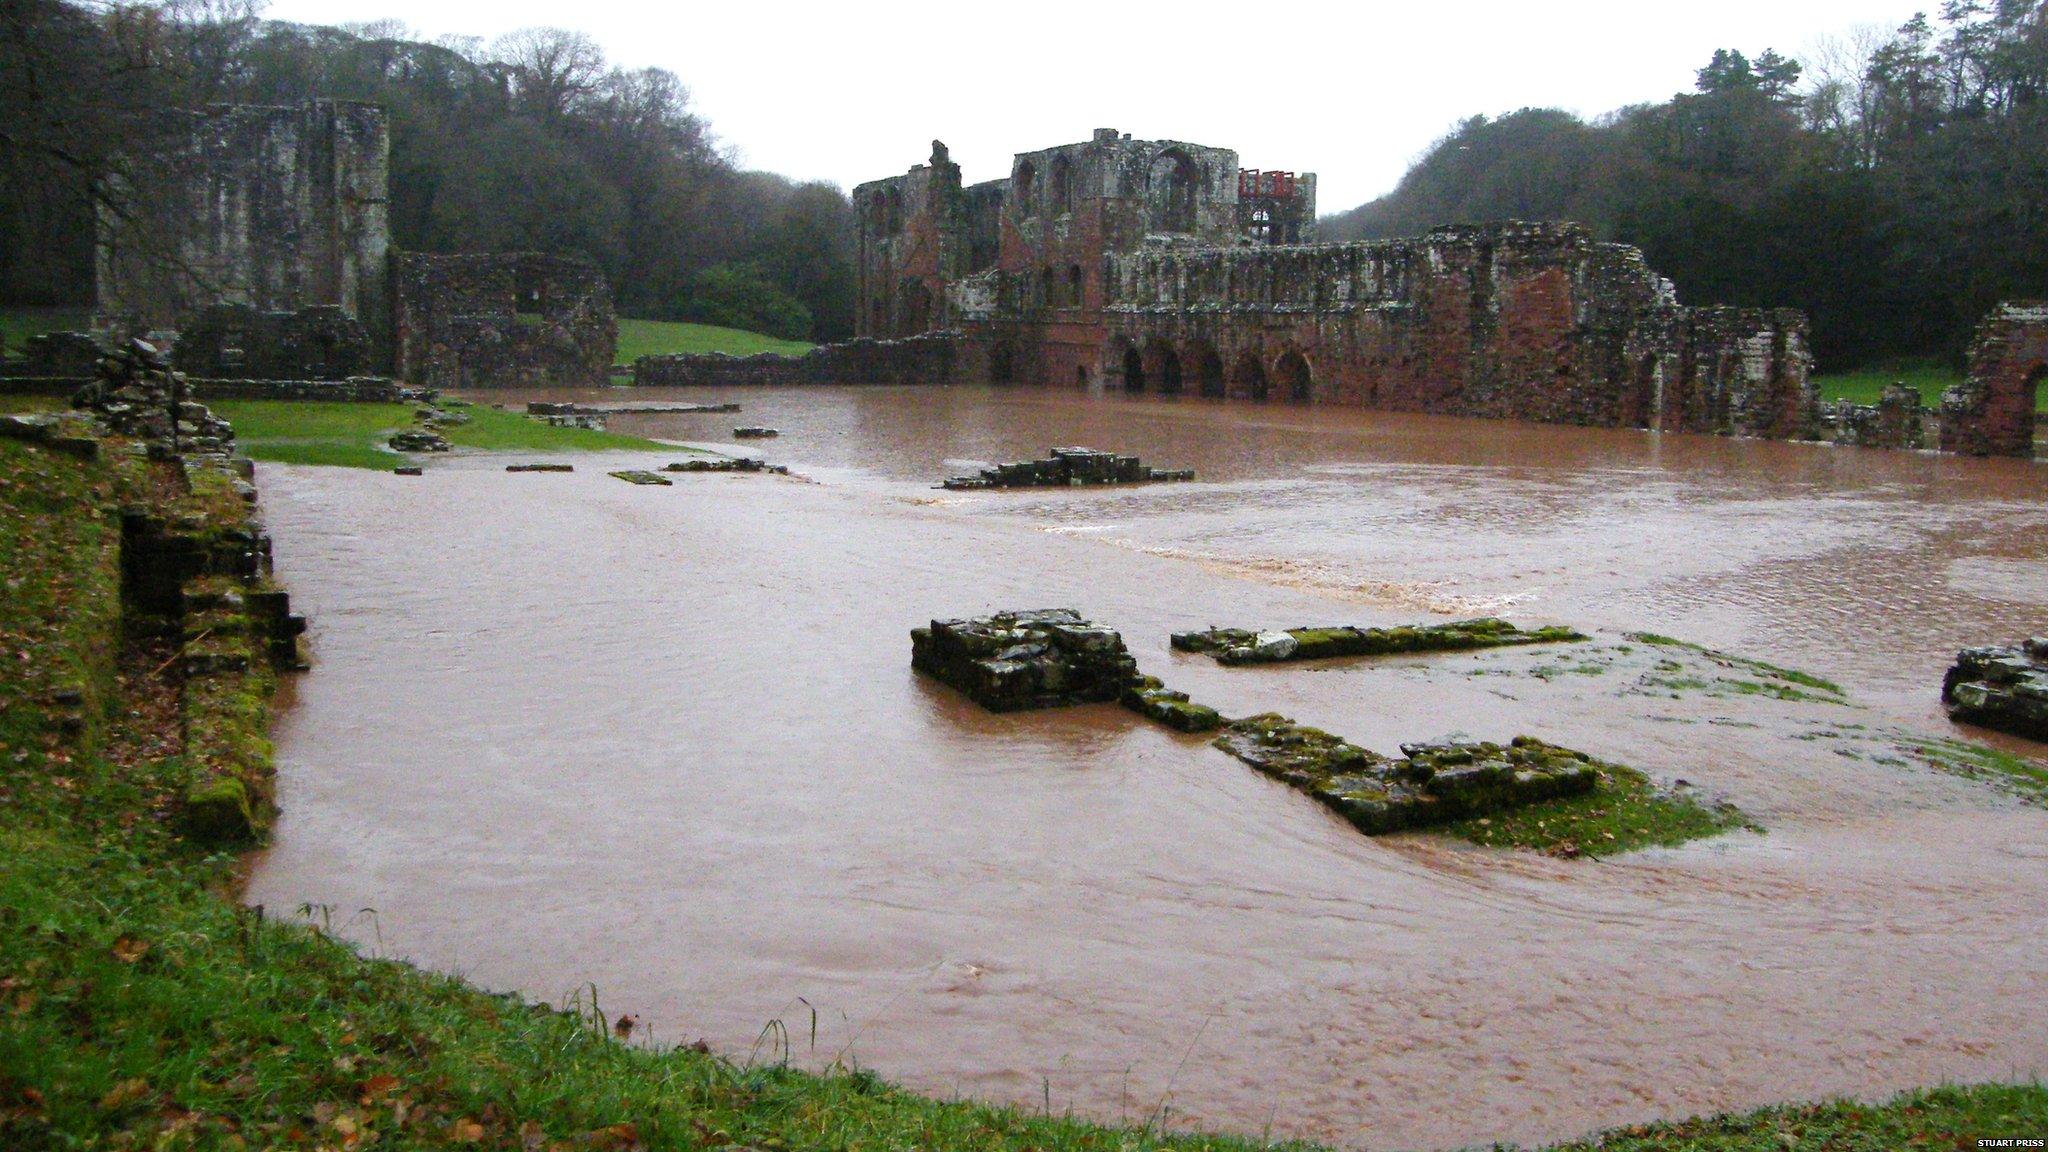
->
1323 5 2048 370
0 0 854 341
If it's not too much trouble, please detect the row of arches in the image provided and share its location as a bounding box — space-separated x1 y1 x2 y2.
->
1014 155 1075 220
1012 149 1204 233
1115 339 1312 401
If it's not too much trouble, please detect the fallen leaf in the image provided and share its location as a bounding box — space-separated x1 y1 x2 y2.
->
97 1078 149 1111
359 1074 399 1102
451 1117 486 1143
613 1014 637 1040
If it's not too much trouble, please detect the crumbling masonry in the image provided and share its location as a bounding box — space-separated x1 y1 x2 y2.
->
839 131 1817 438
1942 301 2048 457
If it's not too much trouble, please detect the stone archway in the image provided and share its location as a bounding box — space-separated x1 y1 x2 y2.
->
1189 343 1224 398
1229 352 1268 401
1142 339 1182 394
1276 350 1312 402
1121 346 1145 392
989 342 1016 385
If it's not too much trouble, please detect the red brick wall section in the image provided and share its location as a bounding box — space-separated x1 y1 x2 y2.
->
1942 301 2048 457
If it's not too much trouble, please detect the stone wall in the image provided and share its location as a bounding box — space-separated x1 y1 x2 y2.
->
1941 301 2048 457
393 253 617 388
95 101 391 354
186 377 400 403
172 304 370 381
634 333 961 387
1831 385 1928 450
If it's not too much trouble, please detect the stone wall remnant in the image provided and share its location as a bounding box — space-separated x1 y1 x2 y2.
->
95 101 390 352
1942 639 2048 740
633 332 961 387
1831 384 1927 450
172 303 370 381
911 608 1140 712
393 253 617 388
1941 301 2048 457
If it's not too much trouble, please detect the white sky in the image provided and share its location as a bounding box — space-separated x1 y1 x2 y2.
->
262 0 1919 211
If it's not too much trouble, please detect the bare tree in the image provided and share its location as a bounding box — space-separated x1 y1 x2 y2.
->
490 26 604 124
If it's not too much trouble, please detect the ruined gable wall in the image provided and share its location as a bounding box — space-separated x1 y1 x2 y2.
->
1941 300 2048 457
95 101 390 353
393 253 616 388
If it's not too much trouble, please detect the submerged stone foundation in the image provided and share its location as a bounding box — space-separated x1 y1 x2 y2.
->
1172 617 1584 665
1943 640 2048 741
940 447 1193 490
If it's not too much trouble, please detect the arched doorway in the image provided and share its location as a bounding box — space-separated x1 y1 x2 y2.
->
1229 352 1268 401
1190 343 1224 398
1276 351 1312 402
989 342 1016 385
1143 339 1183 394
1122 347 1145 392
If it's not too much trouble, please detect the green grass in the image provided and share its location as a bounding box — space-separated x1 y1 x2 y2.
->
1809 361 2048 413
615 317 813 363
1624 633 1845 701
3 436 2046 1151
1438 759 1754 858
0 306 93 358
0 393 70 413
211 400 678 469
1890 733 2048 805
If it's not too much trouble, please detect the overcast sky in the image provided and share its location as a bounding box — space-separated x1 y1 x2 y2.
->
262 0 1918 211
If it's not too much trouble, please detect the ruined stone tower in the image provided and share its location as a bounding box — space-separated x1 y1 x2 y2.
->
94 100 391 348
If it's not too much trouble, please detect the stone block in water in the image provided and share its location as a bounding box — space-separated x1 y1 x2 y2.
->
1173 617 1585 665
938 447 1194 490
1942 640 2048 741
1213 719 1599 834
911 608 1141 712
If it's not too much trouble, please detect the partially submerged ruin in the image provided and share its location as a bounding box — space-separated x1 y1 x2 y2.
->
1943 640 2048 740
1943 301 2048 457
1173 618 1584 665
939 447 1193 490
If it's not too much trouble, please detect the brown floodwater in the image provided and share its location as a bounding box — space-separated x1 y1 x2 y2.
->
242 386 2048 1151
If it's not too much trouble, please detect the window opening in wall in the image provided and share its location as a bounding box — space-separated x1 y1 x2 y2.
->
1122 347 1145 391
1192 345 1223 397
1050 156 1072 216
1066 265 1083 308
990 342 1016 384
1150 151 1200 233
1230 352 1267 401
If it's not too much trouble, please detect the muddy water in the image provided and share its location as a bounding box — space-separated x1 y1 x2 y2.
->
244 386 2048 1150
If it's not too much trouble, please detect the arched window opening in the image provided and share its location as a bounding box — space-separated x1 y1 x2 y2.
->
1191 344 1224 398
1149 151 1201 234
990 342 1016 384
1143 339 1182 394
1050 156 1073 216
1075 364 1089 387
1229 352 1268 401
901 280 932 334
1039 267 1056 310
1015 161 1037 220
1066 265 1083 308
1276 351 1312 403
1122 347 1145 392
885 187 904 234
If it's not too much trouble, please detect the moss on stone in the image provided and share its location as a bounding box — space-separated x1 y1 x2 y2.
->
1175 617 1586 665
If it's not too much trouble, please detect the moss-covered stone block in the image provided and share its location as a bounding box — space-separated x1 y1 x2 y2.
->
1172 617 1586 665
1214 718 1599 834
1942 639 2048 741
1120 684 1224 732
912 609 1140 712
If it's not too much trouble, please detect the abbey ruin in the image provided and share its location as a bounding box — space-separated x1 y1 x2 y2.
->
847 131 1816 439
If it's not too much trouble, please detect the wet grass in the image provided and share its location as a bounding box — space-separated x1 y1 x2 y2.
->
1437 758 1753 858
0 305 93 357
1810 362 1971 409
4 434 2045 1151
1889 733 2048 805
0 392 69 413
1624 633 1845 701
211 400 676 469
615 317 813 364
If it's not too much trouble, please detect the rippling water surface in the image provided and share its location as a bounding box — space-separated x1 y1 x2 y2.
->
244 386 2048 1150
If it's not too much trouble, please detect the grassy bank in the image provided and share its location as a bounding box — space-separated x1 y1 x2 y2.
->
214 400 678 470
1807 361 2048 413
4 431 2045 1150
616 318 814 363
0 306 92 357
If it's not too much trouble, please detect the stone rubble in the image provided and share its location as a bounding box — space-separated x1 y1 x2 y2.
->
939 447 1194 490
732 426 780 438
609 470 673 486
911 609 1140 712
662 458 790 475
1942 639 2048 741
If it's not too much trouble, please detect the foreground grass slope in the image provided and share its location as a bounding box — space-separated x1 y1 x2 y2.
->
1 430 2044 1150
